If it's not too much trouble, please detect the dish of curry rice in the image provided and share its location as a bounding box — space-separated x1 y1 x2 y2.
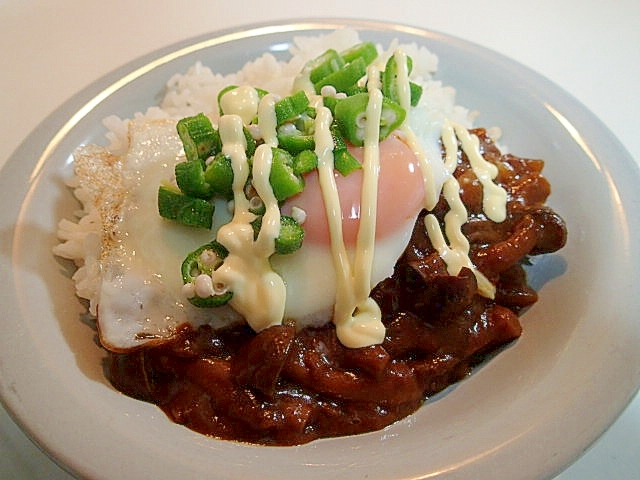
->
54 29 567 445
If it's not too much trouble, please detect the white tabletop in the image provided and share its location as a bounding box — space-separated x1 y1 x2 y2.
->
1 0 638 478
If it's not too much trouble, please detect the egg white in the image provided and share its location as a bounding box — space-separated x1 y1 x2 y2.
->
95 119 240 351
272 218 416 324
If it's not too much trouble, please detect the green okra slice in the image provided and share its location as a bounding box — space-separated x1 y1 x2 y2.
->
181 241 233 307
175 160 212 199
252 215 305 255
382 54 423 107
157 185 214 229
314 57 367 94
274 90 310 126
330 123 361 176
204 152 234 199
334 92 406 147
176 113 219 163
269 148 305 201
340 42 378 66
292 150 318 176
308 49 345 84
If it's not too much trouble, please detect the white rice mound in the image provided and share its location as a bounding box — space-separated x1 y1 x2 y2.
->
53 28 476 318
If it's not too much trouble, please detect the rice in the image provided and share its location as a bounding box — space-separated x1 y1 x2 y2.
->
53 28 475 319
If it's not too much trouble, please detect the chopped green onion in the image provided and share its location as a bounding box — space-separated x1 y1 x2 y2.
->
157 185 213 229
176 113 219 163
204 152 234 198
269 148 305 201
175 160 212 199
252 215 304 255
314 57 367 94
181 241 232 307
334 92 406 147
274 90 310 125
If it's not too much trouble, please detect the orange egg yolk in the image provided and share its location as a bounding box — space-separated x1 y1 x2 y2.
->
282 133 425 245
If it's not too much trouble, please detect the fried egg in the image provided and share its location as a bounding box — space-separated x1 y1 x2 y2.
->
87 110 439 351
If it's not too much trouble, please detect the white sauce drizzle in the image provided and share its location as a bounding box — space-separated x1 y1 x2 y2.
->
441 120 459 175
210 114 286 332
353 87 382 301
393 49 507 301
407 119 506 299
313 105 359 345
424 179 496 298
257 93 278 146
452 123 507 223
310 65 386 348
348 72 386 347
219 86 260 125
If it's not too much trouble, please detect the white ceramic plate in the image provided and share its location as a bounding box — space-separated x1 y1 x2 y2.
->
1 19 639 480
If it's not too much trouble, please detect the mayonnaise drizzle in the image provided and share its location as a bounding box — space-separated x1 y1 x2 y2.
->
424 179 496 298
405 118 506 299
452 123 507 223
211 114 286 332
441 120 459 175
349 71 386 347
219 86 260 125
393 48 507 300
257 93 278 147
353 87 382 301
312 91 386 348
394 50 443 212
